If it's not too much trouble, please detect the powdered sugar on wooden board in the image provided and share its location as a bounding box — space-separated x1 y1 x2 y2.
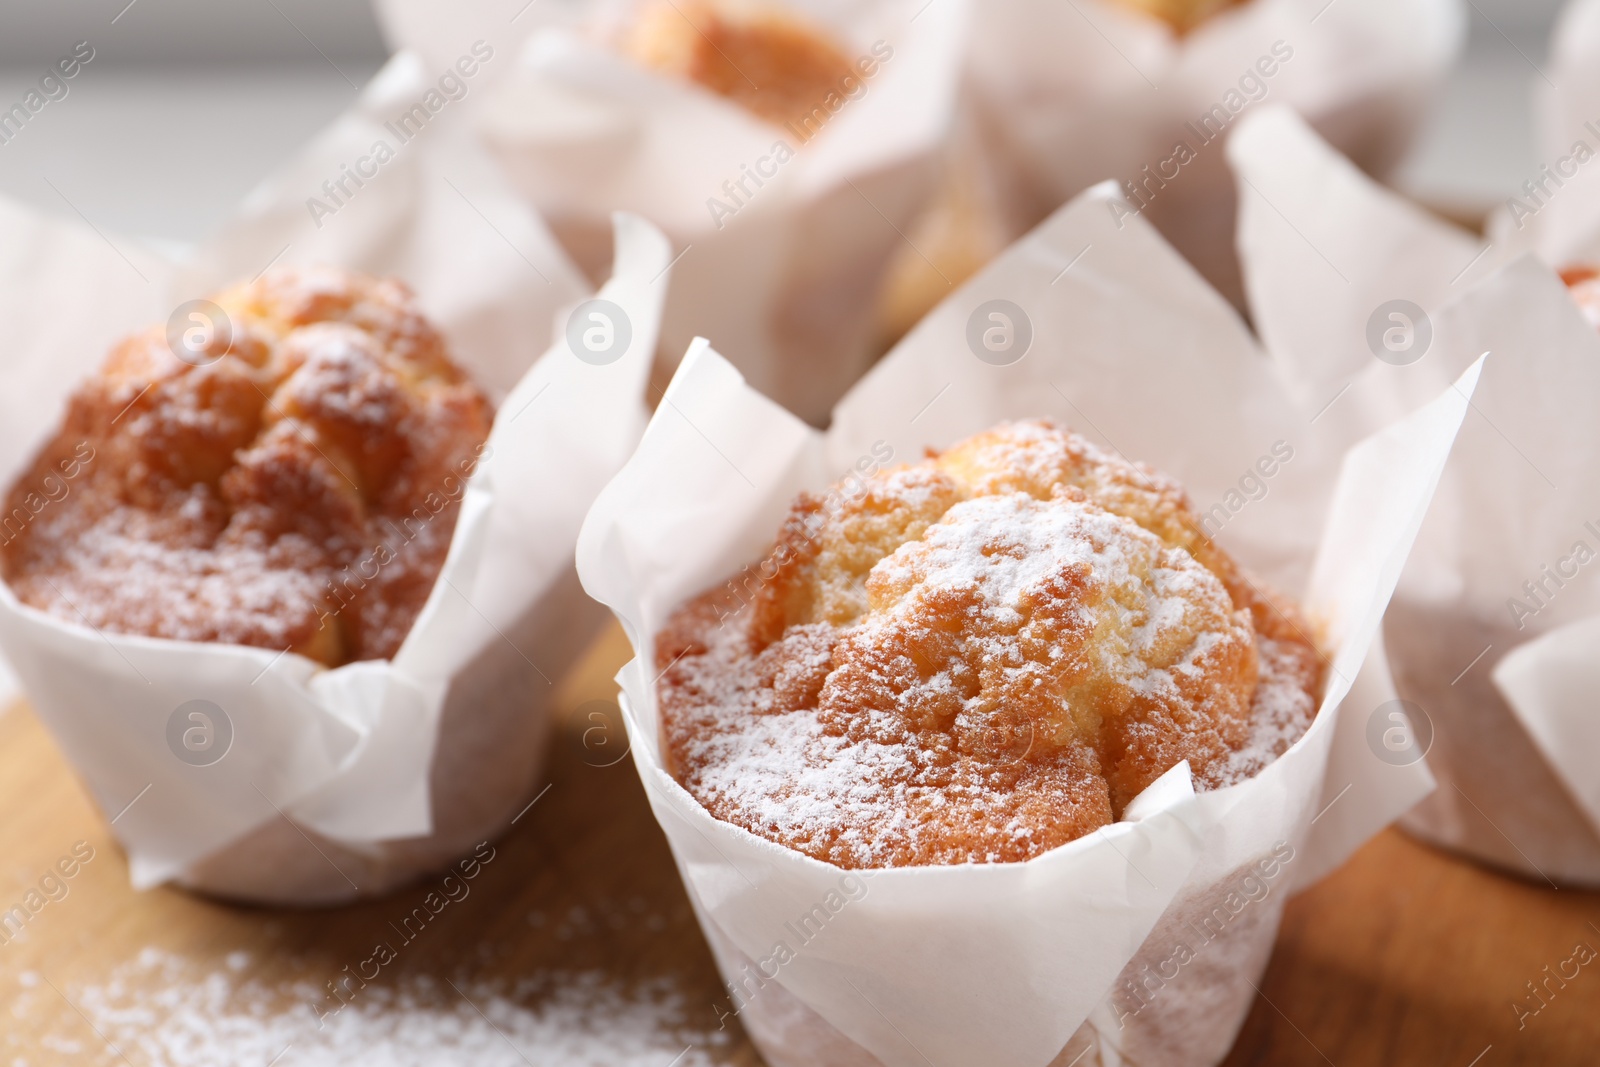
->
11 949 726 1067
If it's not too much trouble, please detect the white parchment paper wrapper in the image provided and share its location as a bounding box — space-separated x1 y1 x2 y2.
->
576 182 1473 1066
376 0 968 425
1233 104 1600 885
0 53 674 905
962 0 1463 306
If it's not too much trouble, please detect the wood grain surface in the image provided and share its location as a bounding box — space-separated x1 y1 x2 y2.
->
1 621 1596 1066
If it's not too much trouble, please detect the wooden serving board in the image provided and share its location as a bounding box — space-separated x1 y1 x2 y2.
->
1 621 1596 1065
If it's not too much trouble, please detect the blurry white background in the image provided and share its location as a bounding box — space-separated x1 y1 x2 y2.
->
0 0 387 241
0 0 1566 241
1390 0 1567 217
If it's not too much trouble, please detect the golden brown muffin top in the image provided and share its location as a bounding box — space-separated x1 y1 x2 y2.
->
1 266 493 667
623 0 860 130
657 421 1322 868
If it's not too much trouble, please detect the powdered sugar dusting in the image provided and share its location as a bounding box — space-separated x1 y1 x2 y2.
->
1209 637 1320 786
659 420 1323 869
19 950 725 1067
863 492 1218 691
0 265 493 667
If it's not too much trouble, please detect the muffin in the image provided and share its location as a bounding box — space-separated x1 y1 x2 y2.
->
1 266 493 668
876 147 1010 346
623 0 859 131
656 420 1323 868
1561 264 1600 330
1109 0 1250 33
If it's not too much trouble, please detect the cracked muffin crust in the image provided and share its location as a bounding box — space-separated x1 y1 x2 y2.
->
657 420 1323 868
1 266 493 668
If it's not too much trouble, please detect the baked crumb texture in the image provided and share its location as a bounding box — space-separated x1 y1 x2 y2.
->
2 266 493 668
623 0 859 129
657 421 1322 869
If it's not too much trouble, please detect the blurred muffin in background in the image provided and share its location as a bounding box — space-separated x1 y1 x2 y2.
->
1111 0 1251 33
1561 264 1600 330
624 0 859 129
875 146 1011 345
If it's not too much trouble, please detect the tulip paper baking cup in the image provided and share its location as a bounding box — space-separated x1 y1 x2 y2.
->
960 0 1463 306
1232 105 1600 885
577 183 1474 1066
0 52 673 906
376 0 968 425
